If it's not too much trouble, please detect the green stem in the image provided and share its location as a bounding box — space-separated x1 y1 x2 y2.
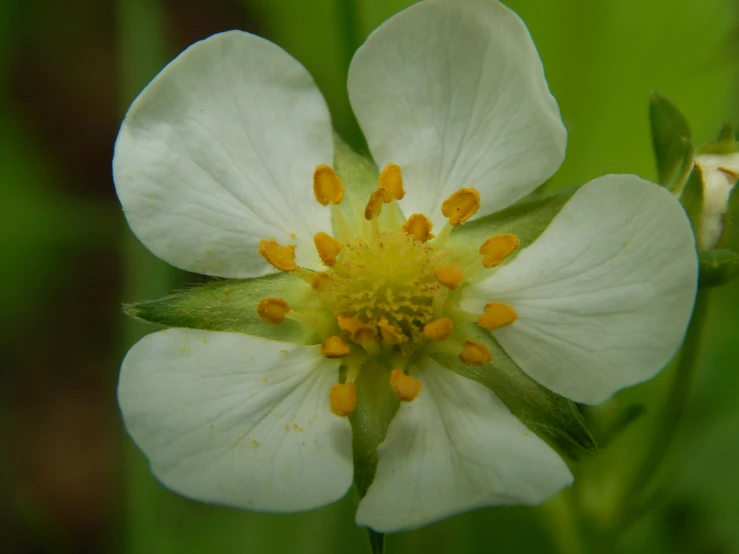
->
619 288 710 524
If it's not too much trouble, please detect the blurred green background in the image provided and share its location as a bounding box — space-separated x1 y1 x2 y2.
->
1 0 738 552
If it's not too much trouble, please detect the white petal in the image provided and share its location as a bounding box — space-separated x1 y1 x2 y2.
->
462 175 698 405
114 31 332 278
355 361 572 533
118 329 353 512
348 0 565 228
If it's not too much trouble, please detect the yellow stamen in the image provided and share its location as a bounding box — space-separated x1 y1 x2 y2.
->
311 272 333 292
337 314 362 336
389 369 421 402
378 318 406 344
441 187 480 226
256 297 290 325
459 339 491 366
478 302 518 330
313 164 344 205
423 318 454 341
321 336 351 359
479 234 520 268
329 383 357 416
314 232 342 267
378 163 405 201
434 264 464 290
364 189 385 220
258 239 297 272
402 213 434 242
352 324 378 344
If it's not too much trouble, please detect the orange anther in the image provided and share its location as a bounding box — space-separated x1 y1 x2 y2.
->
364 189 385 220
402 213 434 242
378 319 406 344
441 187 480 226
256 297 290 325
337 314 362 336
378 163 405 201
479 234 520 268
459 339 491 366
423 318 454 341
478 302 517 330
389 369 422 402
434 264 464 290
313 165 344 205
314 232 342 266
321 336 351 359
352 324 378 344
258 239 297 272
329 382 357 416
311 272 333 292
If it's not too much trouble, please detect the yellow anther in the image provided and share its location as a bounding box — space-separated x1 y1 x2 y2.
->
364 189 385 220
423 318 454 341
435 264 464 290
256 297 290 325
378 162 405 201
313 164 344 205
389 369 422 402
314 232 342 266
479 234 520 268
441 187 481 226
337 314 362 336
402 213 434 242
258 239 297 272
352 324 378 344
478 302 518 330
459 339 492 366
321 336 351 359
329 382 357 416
311 272 333 292
378 319 406 344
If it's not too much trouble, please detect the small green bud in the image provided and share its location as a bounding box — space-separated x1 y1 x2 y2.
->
698 249 739 288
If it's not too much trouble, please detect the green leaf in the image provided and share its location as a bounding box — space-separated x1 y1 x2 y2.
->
123 273 319 344
719 183 739 252
698 249 739 288
680 164 704 239
434 322 597 459
349 359 399 498
447 186 577 255
649 91 694 191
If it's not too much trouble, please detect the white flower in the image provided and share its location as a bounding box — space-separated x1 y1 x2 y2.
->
694 152 739 250
113 0 697 533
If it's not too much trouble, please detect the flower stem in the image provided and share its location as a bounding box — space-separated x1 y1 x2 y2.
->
618 288 710 527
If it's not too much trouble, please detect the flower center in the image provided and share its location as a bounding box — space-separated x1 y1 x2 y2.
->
256 162 522 416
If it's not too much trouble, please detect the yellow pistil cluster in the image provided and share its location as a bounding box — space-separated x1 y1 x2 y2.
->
257 162 522 417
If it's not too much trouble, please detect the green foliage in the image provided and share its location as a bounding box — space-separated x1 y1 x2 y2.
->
124 274 319 345
433 322 597 460
649 91 694 192
720 184 739 252
698 249 739 288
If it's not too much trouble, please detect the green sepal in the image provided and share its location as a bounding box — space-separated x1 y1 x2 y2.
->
366 530 385 554
433 322 597 460
123 273 319 345
698 248 739 288
697 119 739 155
649 91 694 191
719 183 739 252
333 134 381 230
349 359 399 498
680 164 704 238
447 186 577 254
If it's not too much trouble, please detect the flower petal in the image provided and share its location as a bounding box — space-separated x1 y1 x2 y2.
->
355 361 572 533
118 328 353 512
462 175 698 404
114 31 333 278
348 0 565 228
